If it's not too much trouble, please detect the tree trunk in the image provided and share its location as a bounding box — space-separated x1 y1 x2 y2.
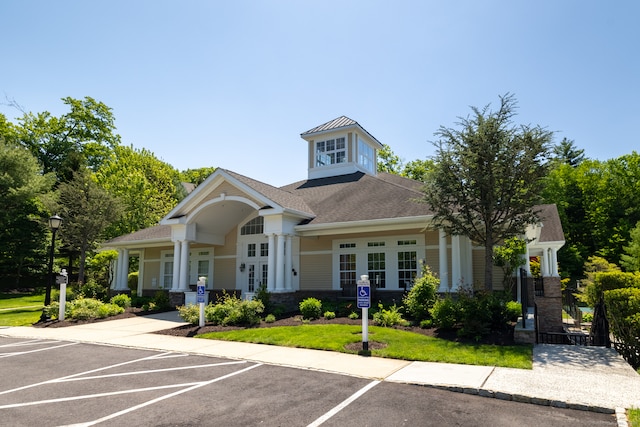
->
484 241 493 291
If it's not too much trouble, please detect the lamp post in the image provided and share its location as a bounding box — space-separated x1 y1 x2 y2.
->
41 214 62 322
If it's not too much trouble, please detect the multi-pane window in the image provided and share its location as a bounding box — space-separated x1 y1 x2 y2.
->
247 243 256 257
368 252 386 288
162 258 173 289
339 253 356 288
248 264 255 292
398 251 418 289
261 264 269 287
260 243 269 257
316 137 346 166
241 216 264 235
358 138 375 174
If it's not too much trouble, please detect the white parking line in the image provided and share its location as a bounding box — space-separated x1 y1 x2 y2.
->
0 339 58 348
0 341 78 358
59 363 263 427
307 380 381 427
57 360 248 382
0 350 177 396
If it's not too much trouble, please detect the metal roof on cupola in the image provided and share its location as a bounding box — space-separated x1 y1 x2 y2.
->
300 115 383 148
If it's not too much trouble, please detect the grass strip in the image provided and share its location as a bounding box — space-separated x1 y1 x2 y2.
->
197 324 532 369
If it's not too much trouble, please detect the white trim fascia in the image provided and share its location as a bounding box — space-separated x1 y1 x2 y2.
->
302 123 383 148
527 240 565 251
295 215 431 237
101 239 172 251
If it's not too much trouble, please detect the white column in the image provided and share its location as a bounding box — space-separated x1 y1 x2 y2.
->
171 240 181 291
551 248 559 277
137 249 145 297
524 245 531 275
267 234 276 292
438 229 449 292
285 235 293 291
113 249 123 290
542 247 551 277
119 249 129 290
179 240 190 290
275 234 286 292
464 237 473 287
451 235 462 290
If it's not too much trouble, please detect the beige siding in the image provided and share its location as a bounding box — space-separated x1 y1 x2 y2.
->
300 236 332 252
425 248 439 275
216 226 238 257
300 254 332 290
198 182 262 207
143 261 160 289
472 248 505 290
213 257 236 290
425 229 439 246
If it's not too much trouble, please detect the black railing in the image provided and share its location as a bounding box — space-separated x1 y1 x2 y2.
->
538 331 591 346
533 278 544 296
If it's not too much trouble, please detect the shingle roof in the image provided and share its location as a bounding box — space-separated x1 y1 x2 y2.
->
280 172 431 225
222 169 314 216
105 224 171 245
535 204 565 242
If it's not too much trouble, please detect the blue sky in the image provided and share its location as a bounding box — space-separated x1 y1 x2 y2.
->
1 1 638 187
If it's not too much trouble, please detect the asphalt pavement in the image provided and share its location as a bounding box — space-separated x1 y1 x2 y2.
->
1 311 638 424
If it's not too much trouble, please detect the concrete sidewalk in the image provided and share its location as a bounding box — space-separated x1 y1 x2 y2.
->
2 311 639 418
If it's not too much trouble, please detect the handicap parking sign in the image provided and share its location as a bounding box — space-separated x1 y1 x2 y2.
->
356 283 370 308
196 284 206 304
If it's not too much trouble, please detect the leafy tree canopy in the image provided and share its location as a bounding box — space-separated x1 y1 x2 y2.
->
16 96 120 183
422 93 553 290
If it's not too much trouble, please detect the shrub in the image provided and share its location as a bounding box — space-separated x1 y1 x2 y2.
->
299 297 322 320
581 311 594 323
372 304 406 327
324 311 336 320
46 297 125 321
206 291 264 326
79 280 109 302
348 311 359 320
127 272 139 292
403 265 439 321
254 283 271 313
51 286 76 303
264 313 276 323
505 300 522 322
419 319 433 328
430 296 458 329
605 287 640 368
178 304 201 324
110 293 132 309
152 291 171 311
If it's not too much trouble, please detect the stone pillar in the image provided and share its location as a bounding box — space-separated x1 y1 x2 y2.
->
275 234 285 292
179 240 190 291
171 240 181 291
535 276 563 333
285 235 293 291
267 234 275 292
439 229 449 292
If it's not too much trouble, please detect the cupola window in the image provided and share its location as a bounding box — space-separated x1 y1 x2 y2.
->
316 137 346 166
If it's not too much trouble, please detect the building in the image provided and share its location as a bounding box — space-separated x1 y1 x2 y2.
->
104 116 564 329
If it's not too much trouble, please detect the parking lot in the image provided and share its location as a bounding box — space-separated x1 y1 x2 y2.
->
0 337 616 426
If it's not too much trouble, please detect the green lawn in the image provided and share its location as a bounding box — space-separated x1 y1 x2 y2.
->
197 324 533 369
629 408 640 427
0 292 45 326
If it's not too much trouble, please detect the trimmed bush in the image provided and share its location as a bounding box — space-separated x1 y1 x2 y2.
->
348 311 359 320
403 265 438 321
264 313 276 323
299 297 322 320
110 293 131 309
44 297 124 321
79 280 109 302
323 311 336 320
430 296 459 329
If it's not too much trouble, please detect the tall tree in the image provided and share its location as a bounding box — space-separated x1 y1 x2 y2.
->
180 167 216 186
56 170 122 283
552 138 586 167
401 158 435 182
377 144 404 174
0 117 55 288
620 221 640 272
422 94 552 290
95 145 185 238
17 96 120 183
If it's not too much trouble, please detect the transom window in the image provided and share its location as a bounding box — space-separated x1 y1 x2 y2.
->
247 243 256 257
241 216 264 235
316 137 346 166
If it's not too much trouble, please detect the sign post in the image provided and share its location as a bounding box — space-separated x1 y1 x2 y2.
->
56 269 68 320
356 275 371 353
197 277 206 327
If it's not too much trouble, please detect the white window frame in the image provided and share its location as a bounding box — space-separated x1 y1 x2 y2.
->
332 235 425 291
316 136 346 167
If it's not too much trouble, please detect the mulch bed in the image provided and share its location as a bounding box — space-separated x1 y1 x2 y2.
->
33 309 516 346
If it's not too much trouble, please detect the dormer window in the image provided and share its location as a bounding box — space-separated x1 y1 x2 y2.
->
358 137 375 174
316 137 346 166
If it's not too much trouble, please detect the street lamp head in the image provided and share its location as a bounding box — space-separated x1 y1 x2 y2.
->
49 214 63 231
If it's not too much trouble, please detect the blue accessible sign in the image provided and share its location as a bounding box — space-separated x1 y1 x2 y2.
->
356 280 370 309
196 284 206 304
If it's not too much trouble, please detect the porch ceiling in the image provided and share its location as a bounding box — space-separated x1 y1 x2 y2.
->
190 200 255 239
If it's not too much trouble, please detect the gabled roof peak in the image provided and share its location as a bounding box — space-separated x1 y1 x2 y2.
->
301 116 357 135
